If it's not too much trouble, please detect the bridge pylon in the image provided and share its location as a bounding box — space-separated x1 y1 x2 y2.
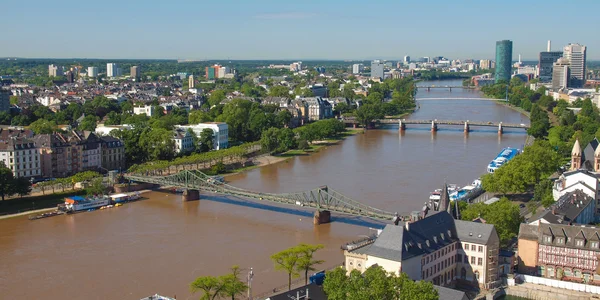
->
498 123 503 135
399 119 405 131
431 120 437 133
182 189 200 201
464 121 470 134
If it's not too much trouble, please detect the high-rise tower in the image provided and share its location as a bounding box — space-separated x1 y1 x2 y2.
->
495 40 513 83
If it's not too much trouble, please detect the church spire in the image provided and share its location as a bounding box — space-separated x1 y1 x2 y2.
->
439 182 450 212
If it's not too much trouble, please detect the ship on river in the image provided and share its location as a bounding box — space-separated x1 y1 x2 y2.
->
487 147 520 173
60 196 111 212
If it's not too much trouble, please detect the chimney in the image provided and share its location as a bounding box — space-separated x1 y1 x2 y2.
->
547 40 551 52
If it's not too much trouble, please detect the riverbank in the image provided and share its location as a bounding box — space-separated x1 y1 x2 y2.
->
495 100 531 118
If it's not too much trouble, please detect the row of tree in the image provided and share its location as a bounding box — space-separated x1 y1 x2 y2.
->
458 197 523 247
260 119 347 154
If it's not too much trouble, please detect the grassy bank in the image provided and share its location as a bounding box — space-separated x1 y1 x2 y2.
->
280 128 363 157
0 190 86 216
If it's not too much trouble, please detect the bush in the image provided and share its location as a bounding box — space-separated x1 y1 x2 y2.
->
297 139 309 150
210 162 226 174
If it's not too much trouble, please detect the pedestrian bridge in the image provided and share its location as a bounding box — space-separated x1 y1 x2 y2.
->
416 86 477 91
124 170 399 223
416 97 501 101
391 119 529 134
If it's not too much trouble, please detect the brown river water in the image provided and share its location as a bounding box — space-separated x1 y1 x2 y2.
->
0 80 529 299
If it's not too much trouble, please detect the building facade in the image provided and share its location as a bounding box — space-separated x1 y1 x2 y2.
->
518 223 600 285
130 66 140 79
133 105 156 117
352 64 363 74
0 131 41 178
371 60 385 80
305 97 333 121
495 40 513 83
539 51 563 82
48 64 63 77
188 75 195 89
0 89 10 112
107 63 121 78
172 128 194 154
552 58 571 90
176 122 229 150
99 136 125 171
87 67 99 77
563 44 587 88
345 211 500 289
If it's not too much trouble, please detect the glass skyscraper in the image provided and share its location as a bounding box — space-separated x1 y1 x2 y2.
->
495 40 513 83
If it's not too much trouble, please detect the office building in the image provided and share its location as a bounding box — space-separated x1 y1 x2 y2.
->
205 65 220 80
290 62 302 72
403 55 411 63
563 44 587 88
48 64 63 77
352 64 363 74
479 59 492 70
539 51 563 82
495 40 513 83
107 63 121 78
371 60 385 80
552 58 570 90
188 75 195 88
175 122 229 150
217 66 231 78
87 67 99 77
0 89 10 112
130 66 140 79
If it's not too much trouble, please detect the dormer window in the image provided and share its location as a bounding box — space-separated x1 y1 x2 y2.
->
576 239 585 247
557 237 564 244
591 241 599 249
441 233 445 240
543 235 553 243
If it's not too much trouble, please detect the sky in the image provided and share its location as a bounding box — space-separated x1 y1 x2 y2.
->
1 0 599 60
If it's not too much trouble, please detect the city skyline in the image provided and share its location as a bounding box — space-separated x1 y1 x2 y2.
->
1 0 599 60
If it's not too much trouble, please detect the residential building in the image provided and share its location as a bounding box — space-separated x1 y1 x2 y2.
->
345 211 500 289
130 66 141 80
65 71 74 83
290 62 302 72
305 97 333 121
371 60 385 80
352 64 363 74
133 105 156 117
495 40 513 83
563 43 587 88
48 64 63 77
529 189 596 226
175 122 228 150
217 66 231 78
539 51 563 82
95 124 134 136
479 59 492 70
107 63 121 77
552 58 571 90
0 130 41 178
87 66 99 77
309 84 328 97
518 223 600 284
205 65 221 80
75 131 102 171
172 128 194 154
0 89 10 112
188 75 195 88
99 135 125 171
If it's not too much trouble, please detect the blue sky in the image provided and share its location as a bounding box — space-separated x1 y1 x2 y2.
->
1 0 599 60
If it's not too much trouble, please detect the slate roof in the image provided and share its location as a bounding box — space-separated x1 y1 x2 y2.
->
434 285 469 300
536 223 600 250
529 189 595 225
454 219 496 244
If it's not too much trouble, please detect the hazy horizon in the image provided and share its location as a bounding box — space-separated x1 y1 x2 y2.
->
2 0 599 60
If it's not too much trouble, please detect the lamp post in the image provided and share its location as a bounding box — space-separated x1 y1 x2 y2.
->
247 267 254 300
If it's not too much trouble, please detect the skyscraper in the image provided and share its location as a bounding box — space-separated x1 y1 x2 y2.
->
48 64 63 77
371 60 384 80
538 51 563 82
552 58 570 90
130 66 141 79
87 67 99 77
188 75 195 88
352 64 363 74
563 43 587 88
495 40 513 83
107 63 120 77
403 56 410 63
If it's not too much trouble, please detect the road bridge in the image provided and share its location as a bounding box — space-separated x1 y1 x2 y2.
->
393 119 529 134
124 170 401 224
416 86 477 92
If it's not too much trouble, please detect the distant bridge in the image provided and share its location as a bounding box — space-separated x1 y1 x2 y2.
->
124 170 400 223
343 118 529 134
416 86 477 91
416 97 502 101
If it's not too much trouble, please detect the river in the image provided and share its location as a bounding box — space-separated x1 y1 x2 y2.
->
0 80 529 299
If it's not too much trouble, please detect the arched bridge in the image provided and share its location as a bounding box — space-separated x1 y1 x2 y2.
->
124 170 398 223
416 97 501 101
416 86 477 91
392 119 529 134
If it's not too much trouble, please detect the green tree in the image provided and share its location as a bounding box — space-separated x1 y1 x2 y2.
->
9 177 32 198
271 247 301 291
0 162 15 201
139 128 175 161
29 118 57 134
208 90 226 107
86 178 106 196
534 179 555 208
199 128 215 152
295 244 324 285
277 128 297 153
79 115 98 131
221 265 248 300
269 85 290 97
260 127 280 153
461 197 522 246
276 110 292 128
190 276 225 300
356 103 383 128
189 110 213 124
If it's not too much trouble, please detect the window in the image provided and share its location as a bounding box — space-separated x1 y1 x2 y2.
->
471 256 476 264
471 245 476 251
557 237 564 244
478 246 483 252
543 235 552 243
478 258 483 266
576 239 584 247
591 241 599 249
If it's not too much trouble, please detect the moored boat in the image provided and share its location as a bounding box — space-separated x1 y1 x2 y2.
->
60 195 111 213
487 147 520 173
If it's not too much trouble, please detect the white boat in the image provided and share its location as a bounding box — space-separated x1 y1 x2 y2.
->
429 184 459 201
64 196 111 212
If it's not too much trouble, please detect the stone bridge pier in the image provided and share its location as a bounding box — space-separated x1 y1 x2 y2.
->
431 120 438 133
498 123 503 135
399 120 406 131
182 189 200 201
313 210 331 225
464 121 470 134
